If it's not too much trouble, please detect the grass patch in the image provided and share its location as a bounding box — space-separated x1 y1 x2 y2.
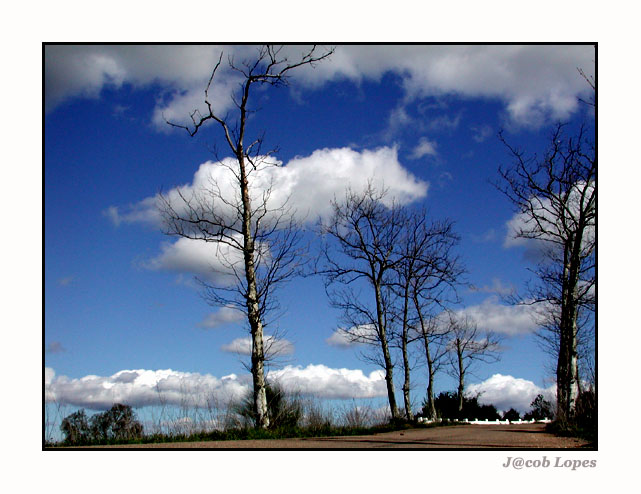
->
47 419 456 447
546 420 597 448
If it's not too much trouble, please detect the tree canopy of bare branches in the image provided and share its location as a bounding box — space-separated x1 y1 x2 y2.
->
160 45 333 429
319 184 407 420
497 121 595 422
319 185 465 421
445 313 502 413
394 213 464 420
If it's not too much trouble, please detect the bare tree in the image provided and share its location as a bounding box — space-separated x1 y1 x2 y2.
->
404 215 464 420
534 298 595 389
319 184 407 420
161 45 333 428
445 313 502 413
415 315 451 419
497 122 595 423
391 212 464 421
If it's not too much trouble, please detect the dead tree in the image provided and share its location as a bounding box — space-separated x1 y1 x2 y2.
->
445 313 502 413
319 184 407 421
497 122 595 423
161 45 333 428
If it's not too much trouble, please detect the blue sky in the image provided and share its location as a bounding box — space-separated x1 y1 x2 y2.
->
44 44 596 420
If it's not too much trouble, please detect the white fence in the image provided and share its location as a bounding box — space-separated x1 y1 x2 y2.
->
417 417 552 425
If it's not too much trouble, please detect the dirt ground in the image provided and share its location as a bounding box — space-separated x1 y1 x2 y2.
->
92 423 592 449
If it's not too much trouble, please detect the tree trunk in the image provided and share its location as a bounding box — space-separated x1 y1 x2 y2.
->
401 284 413 421
557 231 583 423
423 335 437 420
426 361 436 419
414 297 437 420
375 282 400 420
456 338 464 414
239 152 269 429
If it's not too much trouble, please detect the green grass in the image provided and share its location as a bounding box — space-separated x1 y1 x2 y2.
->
47 419 456 447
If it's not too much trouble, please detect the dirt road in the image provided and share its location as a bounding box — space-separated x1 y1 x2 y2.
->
99 423 591 449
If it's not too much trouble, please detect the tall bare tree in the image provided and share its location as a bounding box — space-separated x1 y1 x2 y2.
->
445 313 502 413
391 212 463 421
497 122 595 423
404 215 463 420
161 45 333 428
319 185 407 420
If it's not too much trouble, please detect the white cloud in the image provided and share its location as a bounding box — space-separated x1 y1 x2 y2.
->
465 373 555 414
504 181 595 257
278 45 594 127
410 137 438 159
104 197 160 228
44 367 250 410
220 335 295 357
114 147 427 281
326 324 379 348
112 147 427 229
470 278 515 296
45 45 248 116
45 367 56 385
44 364 388 409
102 205 122 226
269 364 387 399
454 296 539 335
142 237 244 285
275 146 429 217
198 306 245 329
427 112 462 132
46 45 594 127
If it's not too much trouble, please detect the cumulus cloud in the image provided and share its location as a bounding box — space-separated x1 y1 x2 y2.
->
465 373 555 414
326 324 379 348
113 146 427 282
293 45 594 126
44 364 388 409
46 45 594 127
454 296 539 335
198 306 245 329
44 45 249 116
142 237 244 284
220 335 295 357
112 147 427 227
44 367 250 410
503 182 596 258
270 364 387 399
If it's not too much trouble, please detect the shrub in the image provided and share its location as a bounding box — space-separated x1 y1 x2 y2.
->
553 387 596 443
430 391 500 420
60 409 91 445
235 382 302 430
90 403 143 443
524 394 554 421
340 402 374 428
60 404 143 445
502 408 521 422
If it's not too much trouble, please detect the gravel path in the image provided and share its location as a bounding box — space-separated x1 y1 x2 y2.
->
93 423 591 449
